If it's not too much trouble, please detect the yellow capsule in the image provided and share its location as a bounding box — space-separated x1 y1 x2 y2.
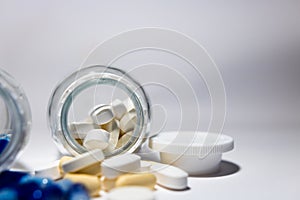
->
64 173 101 197
76 162 101 176
100 176 117 192
59 156 73 174
115 173 156 190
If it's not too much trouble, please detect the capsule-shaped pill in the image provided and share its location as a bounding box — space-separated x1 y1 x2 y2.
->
115 173 156 190
64 173 101 197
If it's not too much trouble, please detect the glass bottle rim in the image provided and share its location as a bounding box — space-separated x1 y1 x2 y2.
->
48 65 151 157
0 69 32 171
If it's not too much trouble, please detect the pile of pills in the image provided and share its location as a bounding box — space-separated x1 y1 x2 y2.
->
69 98 137 152
33 149 188 199
0 170 89 200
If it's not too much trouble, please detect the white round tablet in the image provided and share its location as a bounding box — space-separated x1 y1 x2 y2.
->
111 99 127 120
107 186 155 200
83 129 110 150
90 104 114 125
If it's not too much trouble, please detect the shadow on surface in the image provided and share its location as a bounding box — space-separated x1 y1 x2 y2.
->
192 160 240 178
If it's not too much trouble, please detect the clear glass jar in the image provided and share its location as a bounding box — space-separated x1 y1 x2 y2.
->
48 66 151 157
0 69 31 172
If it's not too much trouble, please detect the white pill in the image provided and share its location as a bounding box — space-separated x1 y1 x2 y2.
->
140 161 152 172
68 122 99 139
116 131 133 148
149 161 188 190
124 98 135 112
107 186 155 200
120 112 137 132
90 104 114 125
103 120 120 152
35 160 61 180
83 129 110 150
101 154 141 179
62 149 104 173
111 99 127 120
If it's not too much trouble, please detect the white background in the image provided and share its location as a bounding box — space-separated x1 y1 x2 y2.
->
0 1 299 199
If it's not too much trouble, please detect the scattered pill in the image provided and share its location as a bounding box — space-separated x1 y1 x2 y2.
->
68 122 99 139
0 187 18 200
64 173 101 197
101 154 141 179
83 129 110 150
75 162 101 176
62 149 104 173
56 179 90 200
35 160 62 180
139 161 152 172
66 183 90 200
59 156 73 174
100 176 117 192
149 161 188 190
0 170 29 189
107 186 155 200
90 104 114 125
111 99 127 120
115 173 156 190
119 112 137 132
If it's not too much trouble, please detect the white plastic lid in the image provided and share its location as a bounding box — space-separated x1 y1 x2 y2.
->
149 131 234 156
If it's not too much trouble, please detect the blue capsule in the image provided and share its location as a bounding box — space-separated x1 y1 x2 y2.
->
66 183 90 200
18 176 62 200
0 187 18 200
56 179 90 200
0 170 29 189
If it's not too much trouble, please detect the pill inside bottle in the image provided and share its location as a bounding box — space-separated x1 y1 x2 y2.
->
48 66 151 157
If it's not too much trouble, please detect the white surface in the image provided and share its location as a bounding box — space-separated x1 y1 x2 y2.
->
107 186 155 200
1 1 299 199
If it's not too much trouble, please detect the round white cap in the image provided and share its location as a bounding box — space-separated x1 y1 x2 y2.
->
149 131 234 156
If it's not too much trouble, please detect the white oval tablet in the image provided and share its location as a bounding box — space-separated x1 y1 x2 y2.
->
68 122 99 139
107 186 155 200
149 161 188 190
62 149 104 173
120 113 137 132
90 104 114 125
116 131 133 148
35 160 61 180
123 98 135 112
101 154 141 179
111 99 127 120
83 129 110 150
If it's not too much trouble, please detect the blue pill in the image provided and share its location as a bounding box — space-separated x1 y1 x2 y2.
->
66 183 90 200
0 187 18 200
0 138 10 154
56 179 90 200
56 179 73 193
18 176 56 200
42 182 64 200
0 170 29 189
